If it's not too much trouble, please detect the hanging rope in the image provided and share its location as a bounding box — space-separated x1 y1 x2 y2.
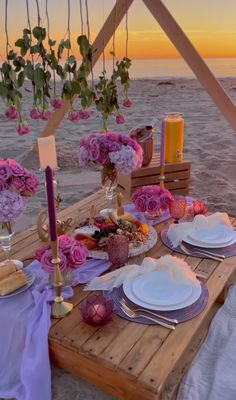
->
79 0 84 35
45 0 50 40
5 0 10 59
112 0 117 74
85 0 94 88
35 0 41 26
125 0 129 59
67 0 71 59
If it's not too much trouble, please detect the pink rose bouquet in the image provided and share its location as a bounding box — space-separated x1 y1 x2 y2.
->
79 131 143 175
132 185 173 214
36 234 88 274
0 159 40 197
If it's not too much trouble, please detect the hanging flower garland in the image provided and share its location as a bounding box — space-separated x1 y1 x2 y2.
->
0 0 133 135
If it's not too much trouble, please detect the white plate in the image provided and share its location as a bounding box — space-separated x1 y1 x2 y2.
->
0 269 35 299
123 277 202 311
184 234 236 249
87 226 157 260
188 225 235 246
0 259 23 269
132 270 193 306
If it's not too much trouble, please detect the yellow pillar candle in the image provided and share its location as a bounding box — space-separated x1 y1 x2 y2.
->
164 113 184 162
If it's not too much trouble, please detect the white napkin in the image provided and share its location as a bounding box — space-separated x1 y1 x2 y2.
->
167 212 231 248
85 255 200 291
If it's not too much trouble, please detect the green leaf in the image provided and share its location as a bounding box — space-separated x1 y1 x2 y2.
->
32 26 46 41
67 55 75 64
63 39 71 49
77 35 90 58
23 28 31 35
71 80 81 94
0 82 8 99
7 50 17 60
25 63 34 80
63 81 72 94
30 44 40 54
15 38 25 48
34 68 45 88
48 38 56 47
17 71 25 87
20 46 28 57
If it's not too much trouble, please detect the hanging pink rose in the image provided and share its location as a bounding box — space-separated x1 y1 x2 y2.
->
5 106 18 120
41 110 52 120
51 97 62 109
30 108 42 120
116 114 125 124
78 109 91 120
17 122 30 135
68 110 80 123
123 99 133 108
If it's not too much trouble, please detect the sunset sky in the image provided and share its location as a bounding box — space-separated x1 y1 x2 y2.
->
1 0 236 60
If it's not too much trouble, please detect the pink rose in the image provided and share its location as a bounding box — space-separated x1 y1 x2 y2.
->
0 160 11 182
123 99 133 108
59 235 75 253
134 195 147 212
51 97 62 109
116 114 125 124
7 159 26 176
89 145 100 161
24 173 40 194
41 110 52 120
30 108 42 119
5 106 18 120
67 242 88 268
17 122 30 135
98 151 109 165
35 245 50 261
146 196 161 213
10 176 26 193
159 192 173 210
78 109 91 120
68 110 80 122
192 200 208 216
40 249 67 273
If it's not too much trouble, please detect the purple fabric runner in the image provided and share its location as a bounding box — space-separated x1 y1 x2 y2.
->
124 196 193 226
106 282 208 324
0 258 111 400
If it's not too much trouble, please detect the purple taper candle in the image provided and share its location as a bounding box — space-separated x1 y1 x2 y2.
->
160 119 166 166
45 166 57 241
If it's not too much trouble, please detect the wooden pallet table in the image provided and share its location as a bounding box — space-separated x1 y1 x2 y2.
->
2 190 236 400
117 153 191 197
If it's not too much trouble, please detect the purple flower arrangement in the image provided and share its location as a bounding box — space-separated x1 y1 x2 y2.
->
132 185 173 214
0 190 27 222
36 234 88 273
79 131 143 175
0 159 40 197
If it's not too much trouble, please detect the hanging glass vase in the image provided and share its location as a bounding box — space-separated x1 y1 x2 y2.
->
101 163 117 215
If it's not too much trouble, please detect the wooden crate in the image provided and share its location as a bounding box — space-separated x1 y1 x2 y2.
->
117 153 191 196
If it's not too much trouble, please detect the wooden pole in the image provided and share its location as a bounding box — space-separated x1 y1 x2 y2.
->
143 0 236 132
35 0 134 149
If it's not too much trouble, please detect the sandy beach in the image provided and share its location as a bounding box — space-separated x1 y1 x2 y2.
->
1 77 236 399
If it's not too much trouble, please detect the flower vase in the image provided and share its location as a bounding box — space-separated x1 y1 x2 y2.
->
0 221 15 263
49 267 73 288
144 209 162 220
101 164 117 214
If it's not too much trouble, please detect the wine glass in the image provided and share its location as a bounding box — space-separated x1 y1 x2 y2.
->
0 221 15 263
101 165 117 215
169 196 186 223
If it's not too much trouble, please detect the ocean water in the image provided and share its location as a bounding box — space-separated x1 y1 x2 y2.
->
92 57 236 79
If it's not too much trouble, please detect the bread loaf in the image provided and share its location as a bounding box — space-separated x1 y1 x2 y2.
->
0 270 27 296
0 262 17 281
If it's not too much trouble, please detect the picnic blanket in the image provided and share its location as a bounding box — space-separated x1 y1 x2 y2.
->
177 284 236 400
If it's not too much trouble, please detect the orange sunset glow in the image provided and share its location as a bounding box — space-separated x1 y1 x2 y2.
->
0 0 236 60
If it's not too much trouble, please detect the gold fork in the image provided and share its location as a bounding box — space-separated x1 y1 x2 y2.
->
119 301 175 330
120 298 178 324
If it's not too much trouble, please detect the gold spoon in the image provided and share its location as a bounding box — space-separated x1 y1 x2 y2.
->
88 205 96 226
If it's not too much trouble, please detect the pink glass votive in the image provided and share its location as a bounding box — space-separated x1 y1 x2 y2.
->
107 234 129 270
169 196 186 223
80 294 116 326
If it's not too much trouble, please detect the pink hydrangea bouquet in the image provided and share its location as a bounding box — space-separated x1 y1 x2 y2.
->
36 235 88 273
0 158 40 196
132 185 173 215
79 131 143 175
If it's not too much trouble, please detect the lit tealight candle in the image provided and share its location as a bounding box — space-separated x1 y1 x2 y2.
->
38 136 58 171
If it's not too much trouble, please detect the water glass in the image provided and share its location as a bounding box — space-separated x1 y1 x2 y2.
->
107 234 129 270
169 196 186 223
0 221 15 262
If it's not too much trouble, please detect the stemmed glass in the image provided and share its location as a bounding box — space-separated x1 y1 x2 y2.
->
0 221 15 263
169 196 186 223
101 165 117 215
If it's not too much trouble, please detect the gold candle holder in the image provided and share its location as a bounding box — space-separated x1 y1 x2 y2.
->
50 240 73 318
159 164 165 189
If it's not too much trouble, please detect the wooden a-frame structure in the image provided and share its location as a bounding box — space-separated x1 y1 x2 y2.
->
37 0 236 145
